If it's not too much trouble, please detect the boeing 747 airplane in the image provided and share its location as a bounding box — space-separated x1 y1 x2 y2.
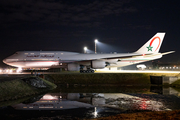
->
3 33 174 73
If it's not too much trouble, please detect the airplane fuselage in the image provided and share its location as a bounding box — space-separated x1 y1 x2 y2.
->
3 51 162 69
3 33 173 72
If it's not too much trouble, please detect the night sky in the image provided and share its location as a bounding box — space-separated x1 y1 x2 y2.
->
0 0 180 67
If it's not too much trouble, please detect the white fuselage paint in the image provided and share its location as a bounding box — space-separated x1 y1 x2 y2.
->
3 51 162 68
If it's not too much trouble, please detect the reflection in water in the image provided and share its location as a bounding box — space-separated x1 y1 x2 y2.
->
22 94 44 104
12 89 180 112
101 93 165 111
13 93 93 110
151 86 180 96
1 86 180 119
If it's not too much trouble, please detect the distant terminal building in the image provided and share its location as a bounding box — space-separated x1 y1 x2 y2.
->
152 62 180 70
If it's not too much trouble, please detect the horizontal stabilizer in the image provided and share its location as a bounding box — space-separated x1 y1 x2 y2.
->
162 51 175 55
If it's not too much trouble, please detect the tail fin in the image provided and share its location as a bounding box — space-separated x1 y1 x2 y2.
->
135 33 165 54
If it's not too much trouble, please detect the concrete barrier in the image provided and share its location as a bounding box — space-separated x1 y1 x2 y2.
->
150 86 179 96
150 76 179 85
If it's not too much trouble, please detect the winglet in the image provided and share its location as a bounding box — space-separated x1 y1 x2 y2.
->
135 33 165 54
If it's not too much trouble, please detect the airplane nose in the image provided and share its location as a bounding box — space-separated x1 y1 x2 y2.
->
3 59 7 64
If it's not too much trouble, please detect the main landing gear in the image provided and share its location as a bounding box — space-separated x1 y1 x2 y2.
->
80 65 95 73
80 69 94 73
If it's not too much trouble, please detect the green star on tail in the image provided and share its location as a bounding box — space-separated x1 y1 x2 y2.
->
147 45 153 51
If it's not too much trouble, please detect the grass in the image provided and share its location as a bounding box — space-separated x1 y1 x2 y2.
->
51 85 152 93
171 79 180 86
38 76 57 89
0 77 56 102
48 73 180 86
48 73 151 85
0 95 36 107
170 80 180 92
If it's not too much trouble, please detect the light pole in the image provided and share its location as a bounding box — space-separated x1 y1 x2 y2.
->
84 46 87 53
95 39 98 54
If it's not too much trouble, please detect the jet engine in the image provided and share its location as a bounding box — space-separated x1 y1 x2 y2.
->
91 60 107 69
67 63 80 71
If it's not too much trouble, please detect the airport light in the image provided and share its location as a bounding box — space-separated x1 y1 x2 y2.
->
84 46 87 53
17 67 22 73
9 69 12 73
94 39 98 54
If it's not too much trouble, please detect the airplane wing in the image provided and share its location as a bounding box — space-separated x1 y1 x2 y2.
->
102 53 153 60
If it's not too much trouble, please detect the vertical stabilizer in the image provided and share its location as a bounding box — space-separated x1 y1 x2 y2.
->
135 33 165 54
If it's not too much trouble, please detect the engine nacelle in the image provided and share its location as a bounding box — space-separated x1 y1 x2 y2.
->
91 60 106 69
68 63 80 71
